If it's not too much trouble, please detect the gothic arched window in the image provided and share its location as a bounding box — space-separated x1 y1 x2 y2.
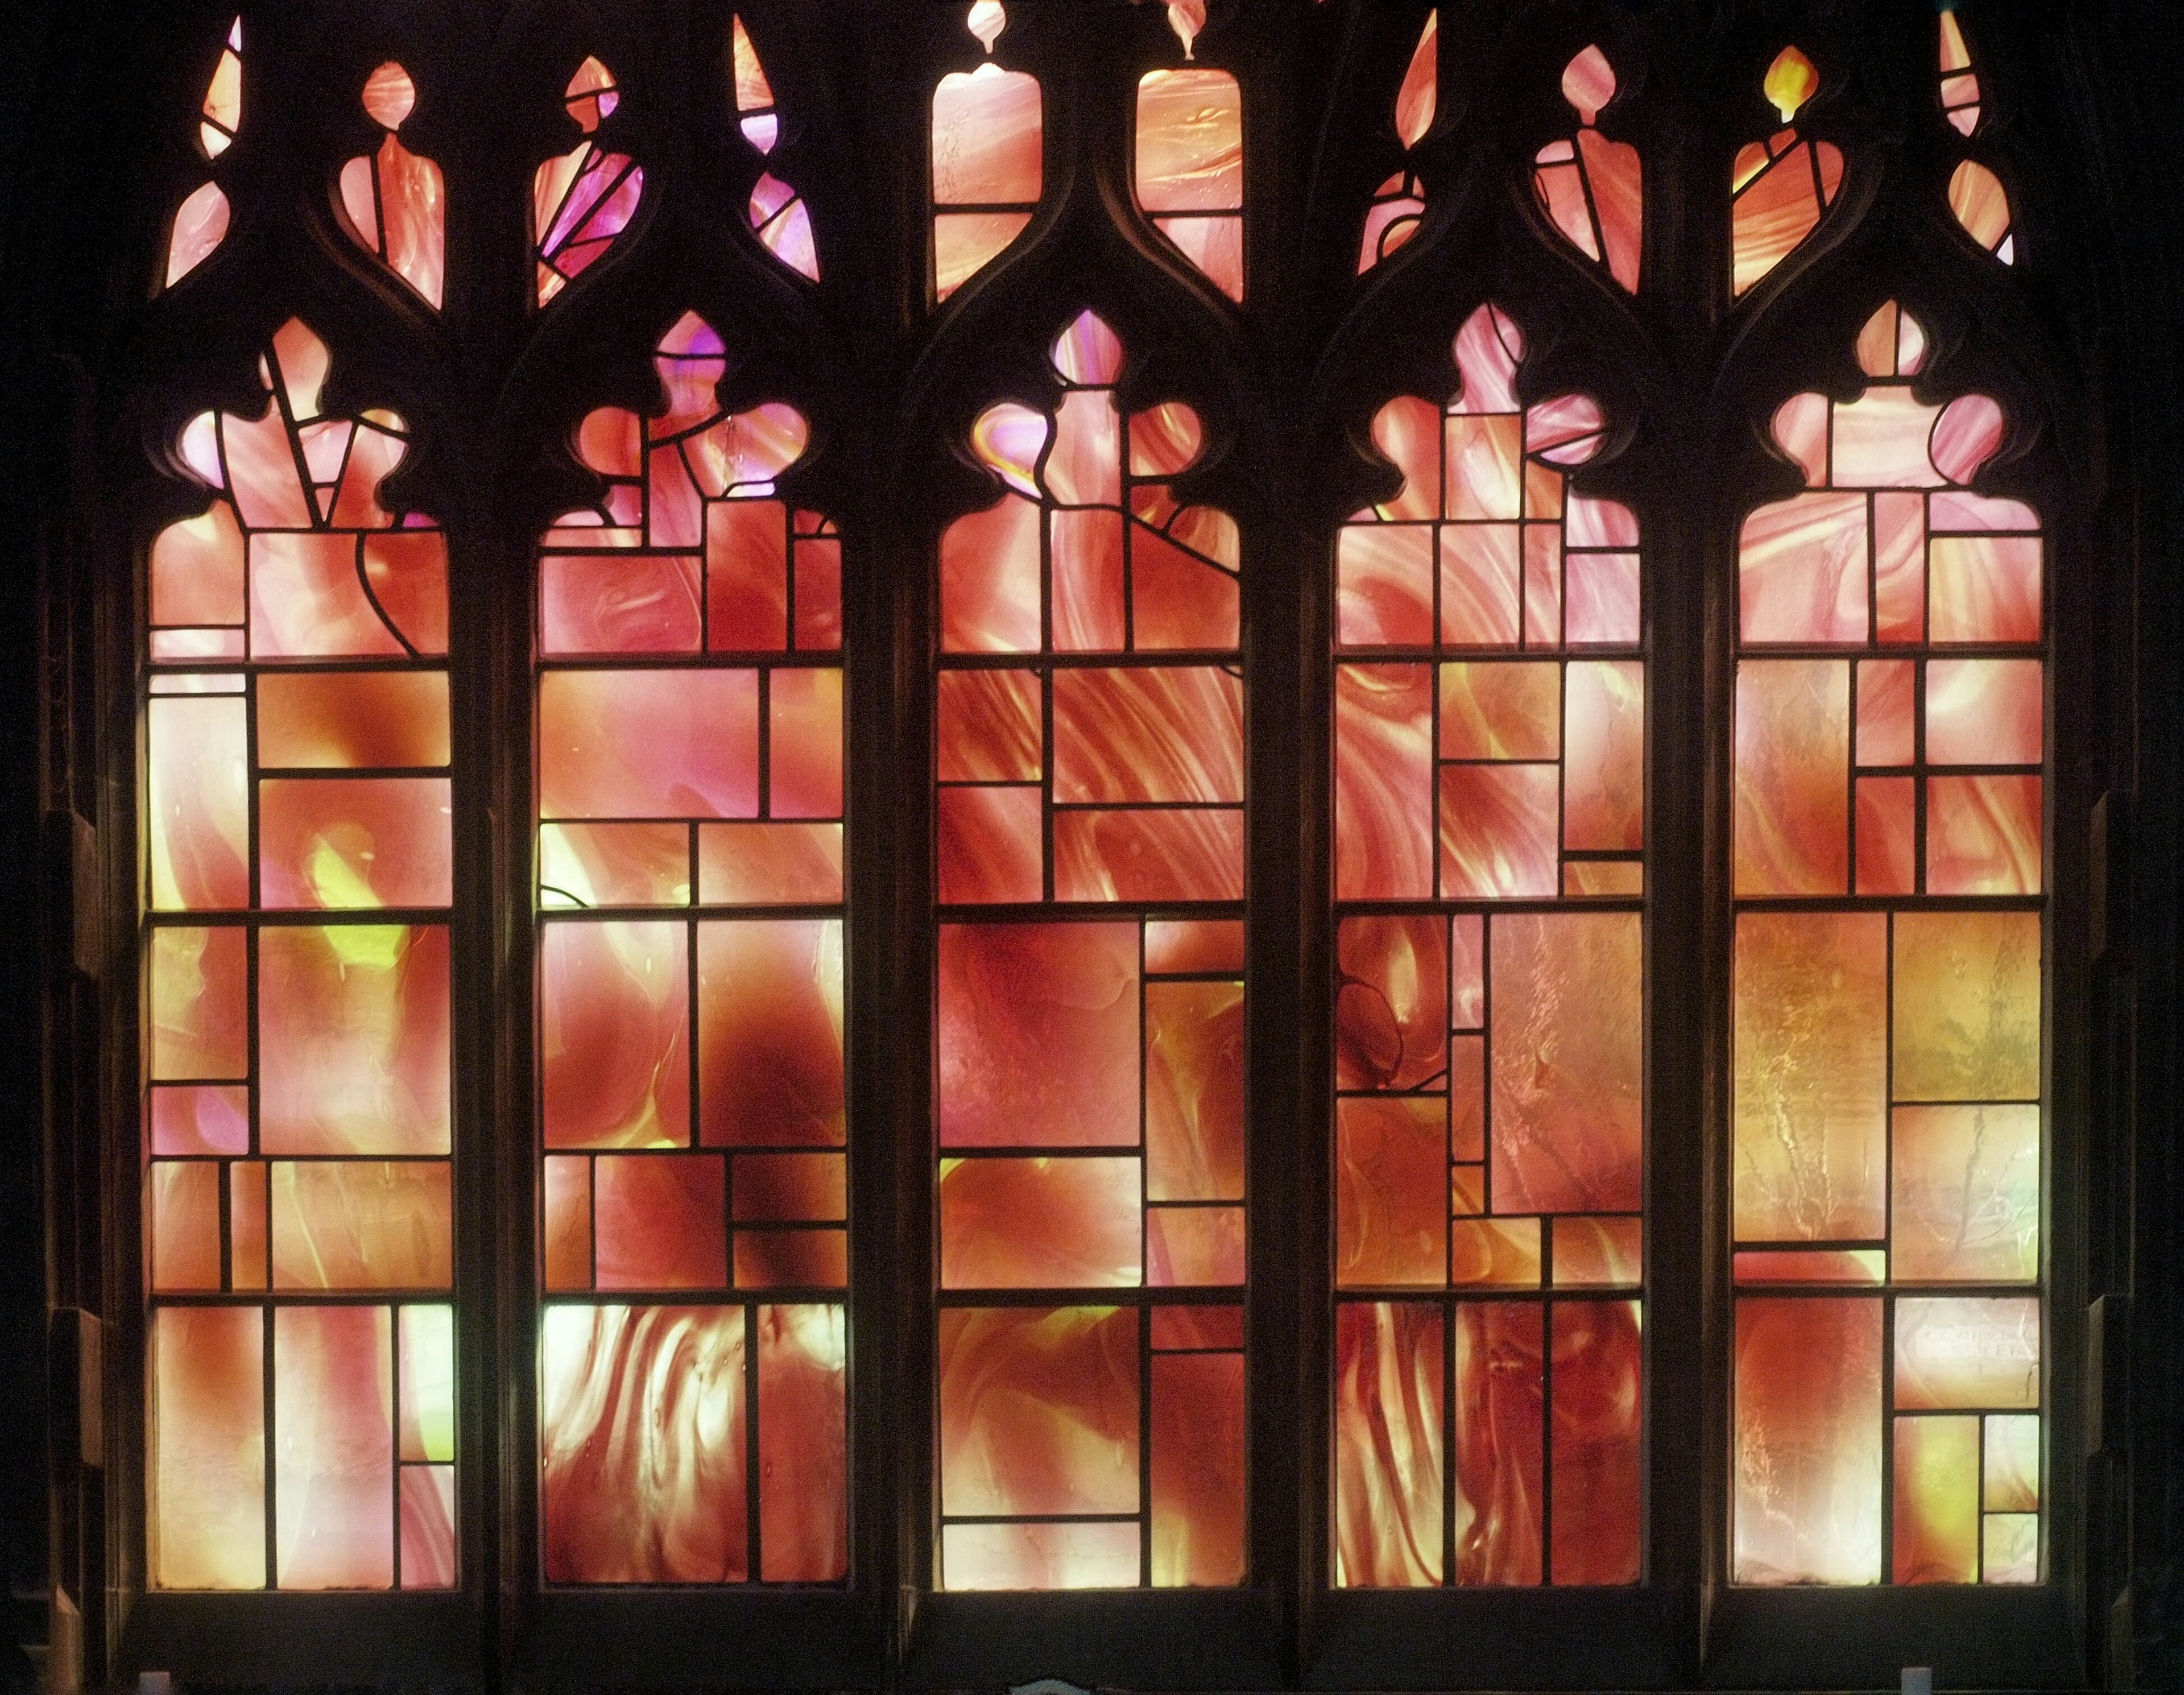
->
19 3 2164 1693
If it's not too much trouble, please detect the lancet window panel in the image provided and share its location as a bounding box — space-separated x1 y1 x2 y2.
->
1330 301 1644 1590
532 311 849 1587
1730 300 2047 1589
932 310 1248 1593
141 319 458 1593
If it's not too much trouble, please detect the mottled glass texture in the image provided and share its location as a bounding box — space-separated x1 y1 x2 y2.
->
1731 47 1843 297
1936 13 2015 263
1333 303 1643 1587
536 313 847 1585
936 313 1245 1589
1531 47 1641 292
533 56 645 305
1135 68 1244 301
336 63 446 308
1732 303 2045 1586
143 320 455 1589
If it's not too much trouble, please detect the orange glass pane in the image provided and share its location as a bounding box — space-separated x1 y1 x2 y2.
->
1892 910 2041 1103
938 923 1140 1148
148 925 248 1081
696 821 842 906
1737 490 1867 644
940 1156 1142 1289
1149 1350 1246 1586
259 924 450 1155
938 785 1044 904
1341 928 1447 1124
1448 1218 1541 1287
257 672 449 769
1929 535 2042 644
1450 1301 1544 1585
539 920 689 1150
1733 911 1888 1242
1894 1415 1980 1583
1334 1301 1443 1587
1549 1299 1641 1584
1734 659 1849 895
931 63 1043 204
540 1304 750 1582
1336 1096 1446 1289
1490 912 1642 1215
1733 1296 1881 1584
940 493 1042 652
1855 776 1917 896
543 1156 593 1291
938 1305 1139 1518
1563 660 1643 851
541 821 689 909
756 1304 849 1580
1927 773 2041 895
1336 663 1434 900
151 1084 249 1156
1145 981 1244 1201
1891 1103 2040 1284
1894 1297 2039 1409
696 919 845 1147
270 1160 452 1290
1437 763 1557 899
1926 658 2042 767
1733 1248 1885 1285
150 1305 264 1589
1052 667 1243 803
1338 524 1433 648
1438 662 1558 759
150 1161 223 1292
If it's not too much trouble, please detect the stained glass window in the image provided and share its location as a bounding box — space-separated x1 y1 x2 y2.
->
1331 304 1643 1586
732 16 820 282
143 320 457 1590
1731 301 2045 1586
1938 10 2016 263
934 311 1247 1590
533 312 849 1584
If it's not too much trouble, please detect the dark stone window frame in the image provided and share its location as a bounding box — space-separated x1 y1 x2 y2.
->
6 1 2177 1691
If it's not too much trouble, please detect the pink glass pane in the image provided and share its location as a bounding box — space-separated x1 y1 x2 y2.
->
258 777 452 909
1335 664 1433 900
274 1304 394 1589
147 696 249 911
1334 915 1446 1092
593 1155 728 1289
539 920 689 1150
539 669 759 820
166 181 231 287
400 1466 457 1588
938 785 1044 903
